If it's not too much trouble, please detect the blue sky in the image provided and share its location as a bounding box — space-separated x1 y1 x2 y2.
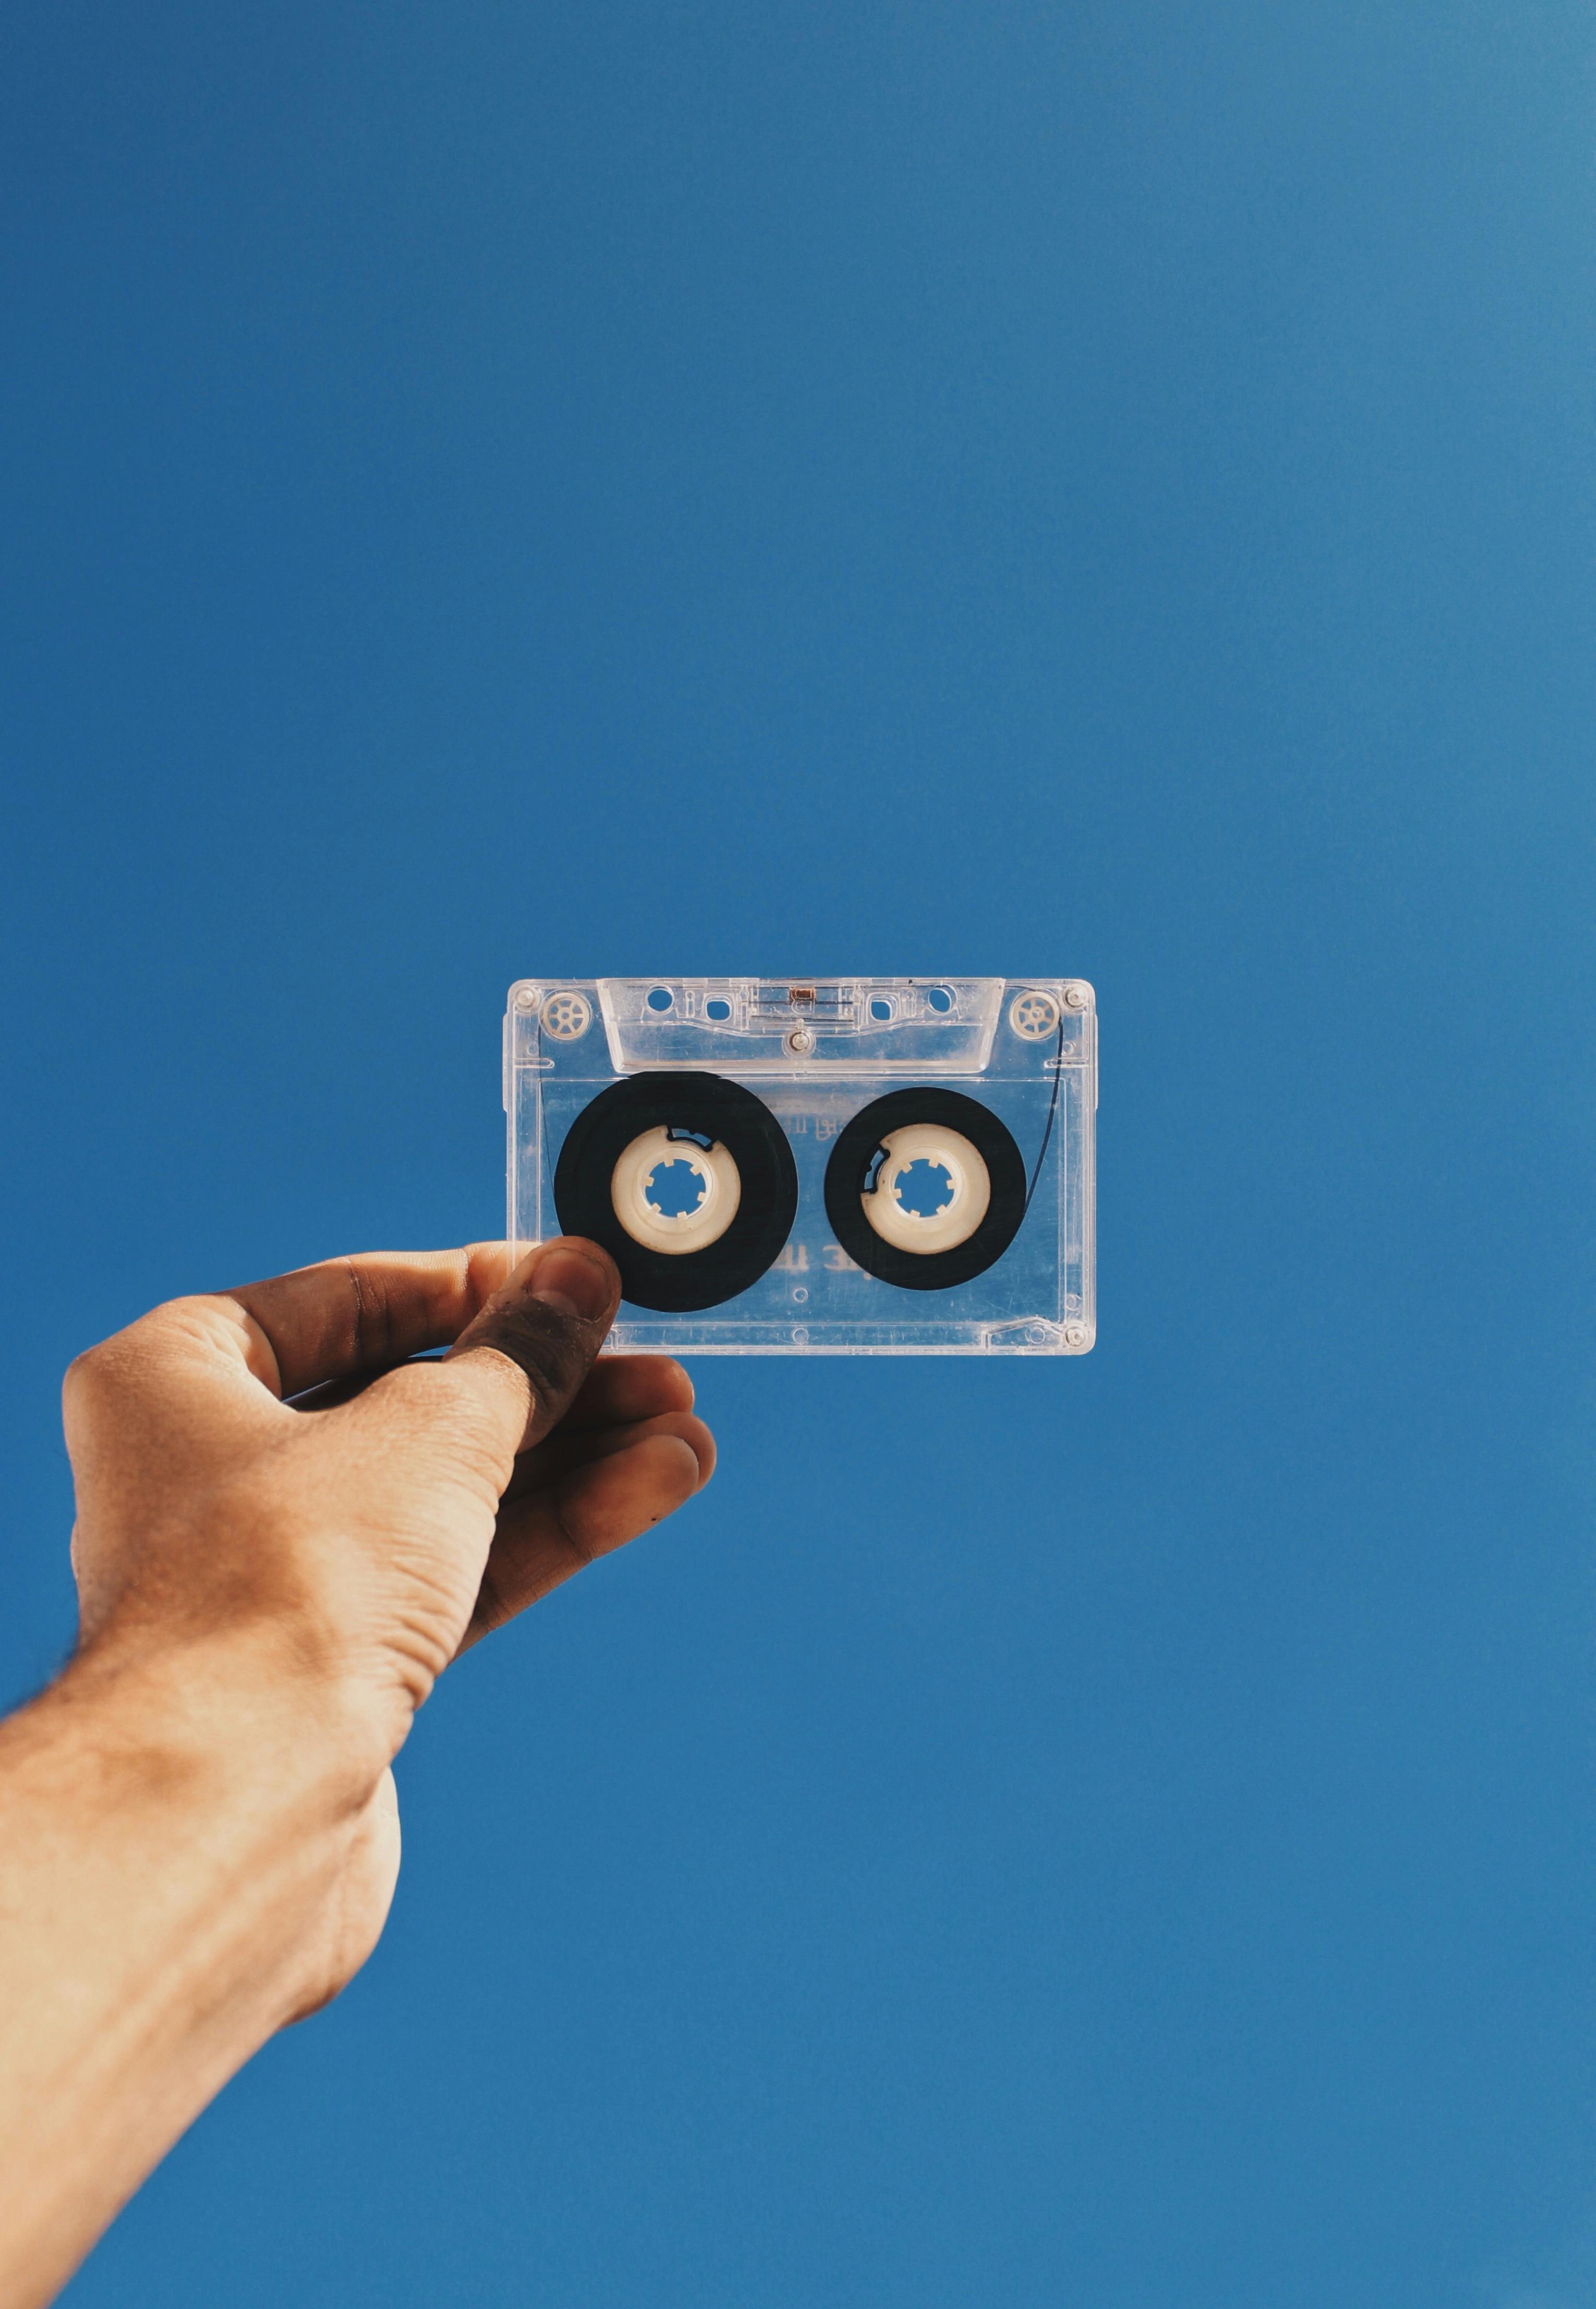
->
3 2 1594 2303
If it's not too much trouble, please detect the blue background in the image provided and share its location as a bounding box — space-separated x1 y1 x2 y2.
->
3 2 1593 2302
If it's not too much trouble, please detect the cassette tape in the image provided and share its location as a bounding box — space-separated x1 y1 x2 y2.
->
504 978 1096 1355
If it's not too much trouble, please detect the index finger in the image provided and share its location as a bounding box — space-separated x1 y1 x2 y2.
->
226 1243 518 1398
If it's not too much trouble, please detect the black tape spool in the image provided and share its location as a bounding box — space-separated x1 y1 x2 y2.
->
553 1072 799 1313
823 1088 1028 1292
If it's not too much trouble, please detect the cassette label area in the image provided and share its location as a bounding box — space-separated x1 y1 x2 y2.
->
506 977 1096 1356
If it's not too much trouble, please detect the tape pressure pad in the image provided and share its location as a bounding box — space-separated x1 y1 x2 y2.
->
506 978 1096 1356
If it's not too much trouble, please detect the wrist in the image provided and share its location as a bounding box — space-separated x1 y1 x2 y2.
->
66 1615 400 1806
41 1627 400 2040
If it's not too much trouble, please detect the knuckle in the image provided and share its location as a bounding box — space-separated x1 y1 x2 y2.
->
62 1342 105 1399
61 1349 101 1425
352 1364 513 1490
342 1259 398 1370
550 1497 596 1571
62 1333 134 1417
61 1297 214 1427
466 1300 592 1415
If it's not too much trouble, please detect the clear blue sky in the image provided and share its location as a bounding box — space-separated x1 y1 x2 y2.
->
3 3 1593 2303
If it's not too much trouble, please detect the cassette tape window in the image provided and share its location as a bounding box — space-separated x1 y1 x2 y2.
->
505 977 1096 1355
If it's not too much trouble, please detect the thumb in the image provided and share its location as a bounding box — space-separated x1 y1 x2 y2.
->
438 1237 621 1454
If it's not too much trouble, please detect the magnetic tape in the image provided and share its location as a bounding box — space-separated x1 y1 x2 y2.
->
505 978 1096 1355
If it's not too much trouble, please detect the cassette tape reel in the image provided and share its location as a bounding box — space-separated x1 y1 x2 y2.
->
505 978 1096 1355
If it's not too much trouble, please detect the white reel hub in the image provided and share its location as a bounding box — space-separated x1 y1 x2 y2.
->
611 1127 741 1255
861 1124 991 1255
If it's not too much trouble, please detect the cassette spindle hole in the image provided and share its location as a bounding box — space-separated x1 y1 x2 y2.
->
860 1123 991 1254
609 1123 741 1255
892 1158 955 1219
644 1158 707 1218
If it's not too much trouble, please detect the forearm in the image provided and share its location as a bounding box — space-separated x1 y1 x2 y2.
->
0 1638 386 2309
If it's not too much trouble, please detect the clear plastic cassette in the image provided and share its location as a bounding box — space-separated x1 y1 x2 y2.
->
504 978 1096 1355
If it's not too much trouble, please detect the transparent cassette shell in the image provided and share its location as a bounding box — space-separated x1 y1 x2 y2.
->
505 978 1096 1356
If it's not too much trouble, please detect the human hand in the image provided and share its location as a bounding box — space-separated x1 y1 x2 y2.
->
59 1238 713 2011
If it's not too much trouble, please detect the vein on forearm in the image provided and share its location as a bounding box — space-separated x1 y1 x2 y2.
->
0 1651 372 2309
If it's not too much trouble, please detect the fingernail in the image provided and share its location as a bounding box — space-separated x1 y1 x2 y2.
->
528 1247 612 1322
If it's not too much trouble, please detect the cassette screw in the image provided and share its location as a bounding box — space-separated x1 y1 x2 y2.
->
1063 984 1088 1011
514 987 537 1010
1063 1323 1089 1346
786 1027 816 1054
